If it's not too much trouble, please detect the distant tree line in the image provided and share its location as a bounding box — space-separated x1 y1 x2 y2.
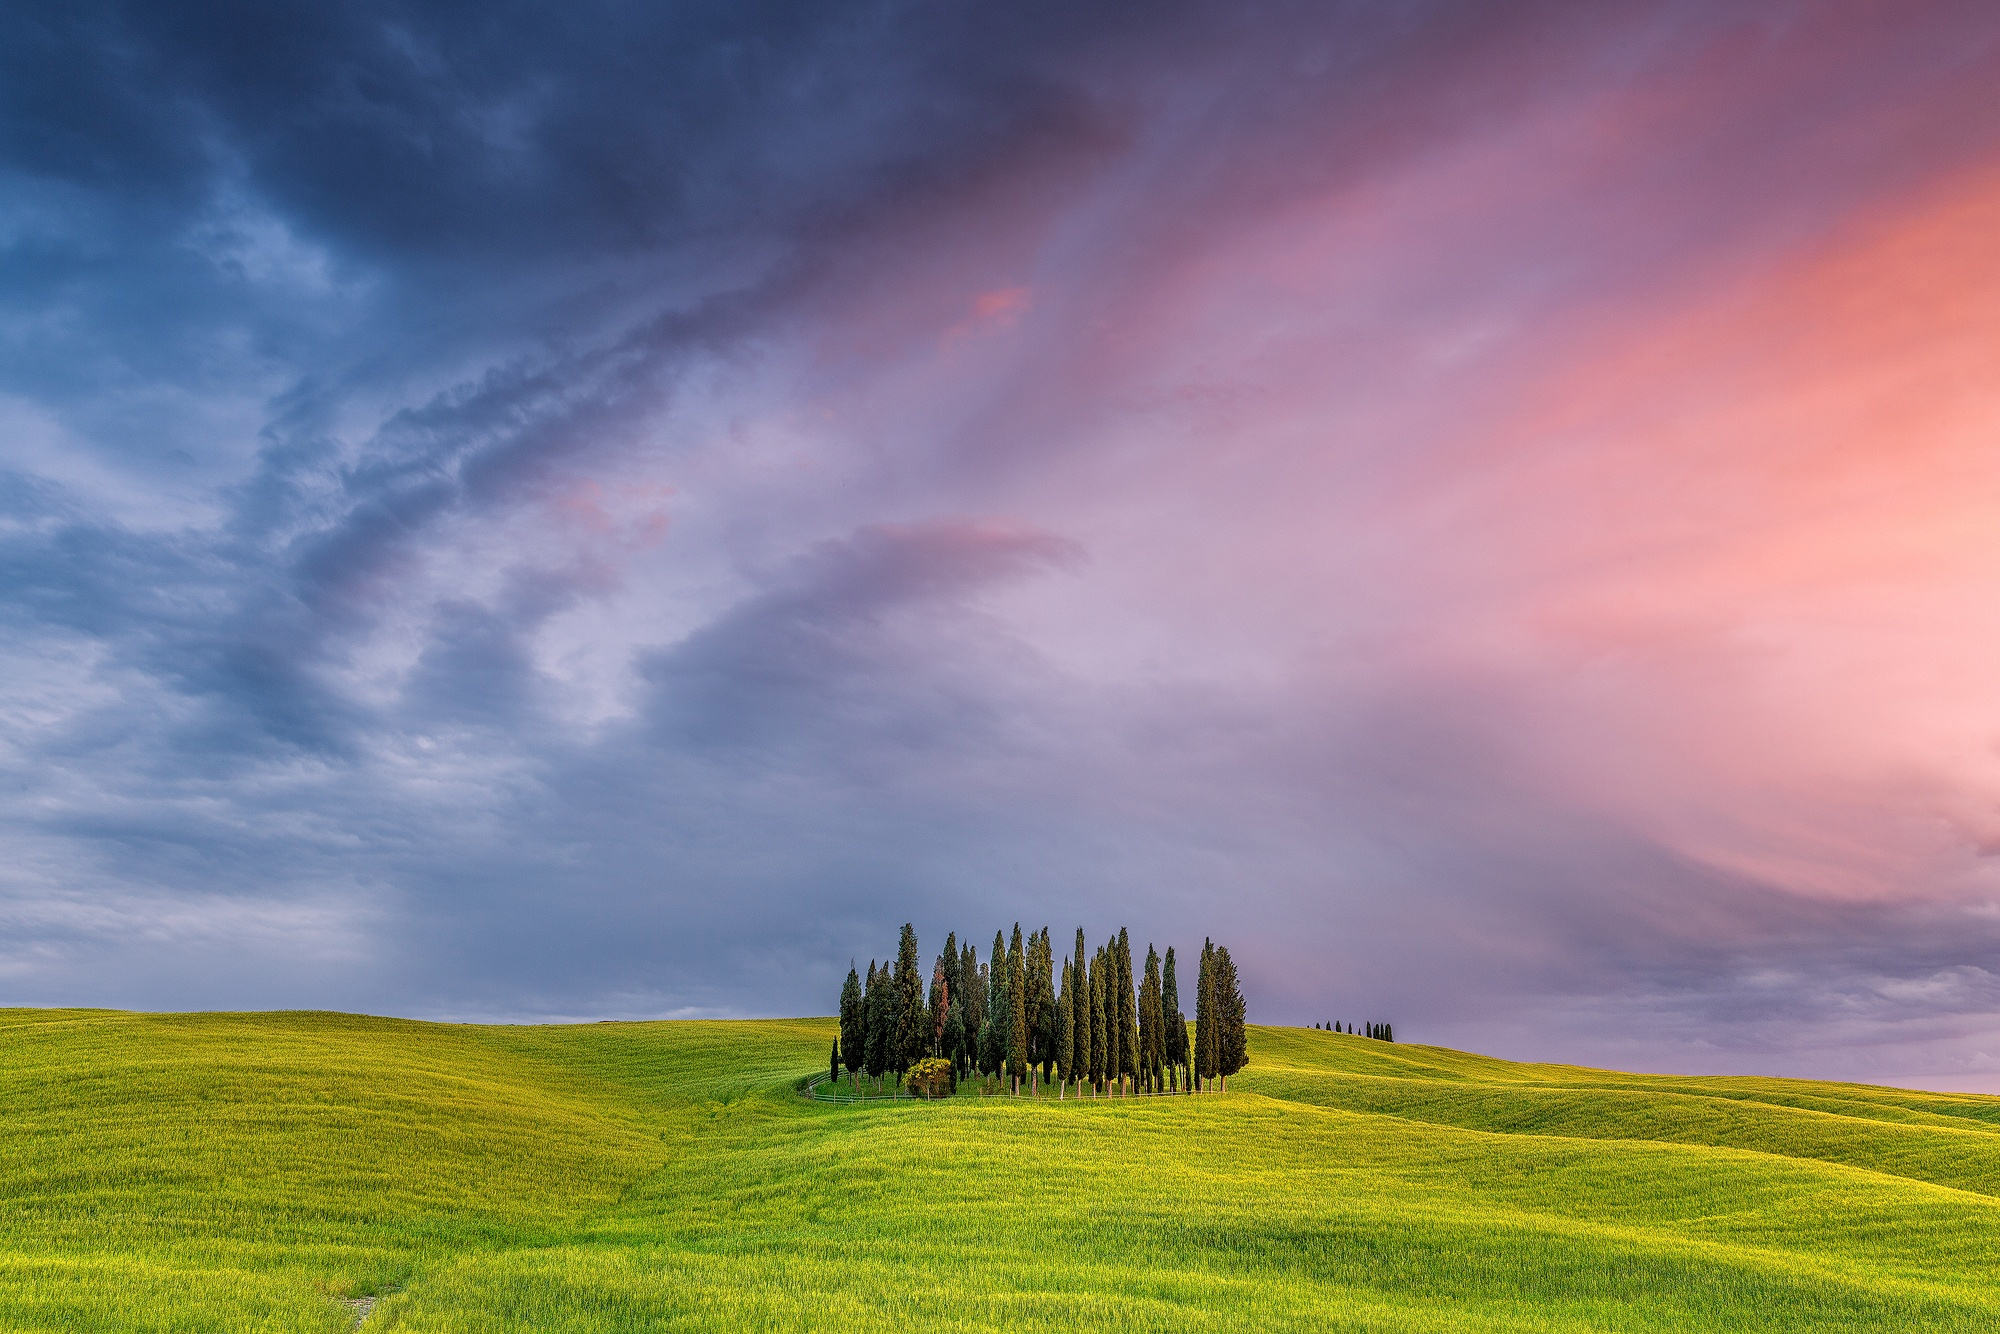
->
1313 1020 1394 1042
833 924 1248 1097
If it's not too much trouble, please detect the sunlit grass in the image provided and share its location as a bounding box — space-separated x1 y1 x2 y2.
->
2 1009 1996 1330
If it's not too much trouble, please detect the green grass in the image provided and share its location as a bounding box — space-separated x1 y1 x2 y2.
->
2 1011 1997 1330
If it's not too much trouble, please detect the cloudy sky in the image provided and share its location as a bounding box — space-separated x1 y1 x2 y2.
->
5 0 2000 1087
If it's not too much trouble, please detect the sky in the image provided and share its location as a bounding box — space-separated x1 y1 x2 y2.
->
5 0 2000 1088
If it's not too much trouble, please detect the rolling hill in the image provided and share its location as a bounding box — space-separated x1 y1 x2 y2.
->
1 1009 1995 1331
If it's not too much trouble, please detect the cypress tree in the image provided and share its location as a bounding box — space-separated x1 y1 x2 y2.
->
1007 924 1028 1093
839 964 863 1088
1071 930 1089 1096
1152 944 1168 1088
939 935 961 1067
830 1039 840 1087
1054 959 1072 1098
1162 946 1186 1092
944 995 965 1075
865 961 891 1090
987 930 1010 1084
930 958 950 1058
1114 928 1136 1095
1385 1022 1394 1043
941 932 962 1014
894 923 925 1085
1214 945 1246 1089
963 943 982 1038
1195 940 1216 1091
1089 949 1107 1095
1037 929 1057 1090
1024 927 1048 1094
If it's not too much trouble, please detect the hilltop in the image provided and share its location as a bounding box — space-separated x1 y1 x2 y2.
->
1 1009 1996 1330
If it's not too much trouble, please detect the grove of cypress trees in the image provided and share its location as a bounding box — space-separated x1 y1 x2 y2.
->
840 964 863 1089
1214 944 1246 1090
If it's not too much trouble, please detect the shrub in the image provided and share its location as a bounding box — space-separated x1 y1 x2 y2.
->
907 1057 955 1099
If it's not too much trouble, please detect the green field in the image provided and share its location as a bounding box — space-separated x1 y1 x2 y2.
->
2 1010 1996 1331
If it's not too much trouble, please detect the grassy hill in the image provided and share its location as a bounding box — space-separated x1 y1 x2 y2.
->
2 1011 1997 1331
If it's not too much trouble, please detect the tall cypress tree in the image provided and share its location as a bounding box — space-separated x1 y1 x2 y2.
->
939 933 962 1067
1080 940 1096 1096
963 942 982 1038
839 964 863 1088
1114 928 1137 1094
987 930 1010 1084
1102 942 1118 1094
1195 940 1216 1092
944 992 965 1075
1162 946 1186 1092
941 932 962 1013
1048 936 1064 1088
929 958 950 1058
865 960 891 1090
829 1039 840 1087
1007 924 1028 1093
1088 948 1107 1095
1054 958 1072 1099
1152 944 1168 1088
1214 945 1246 1089
894 923 925 1085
